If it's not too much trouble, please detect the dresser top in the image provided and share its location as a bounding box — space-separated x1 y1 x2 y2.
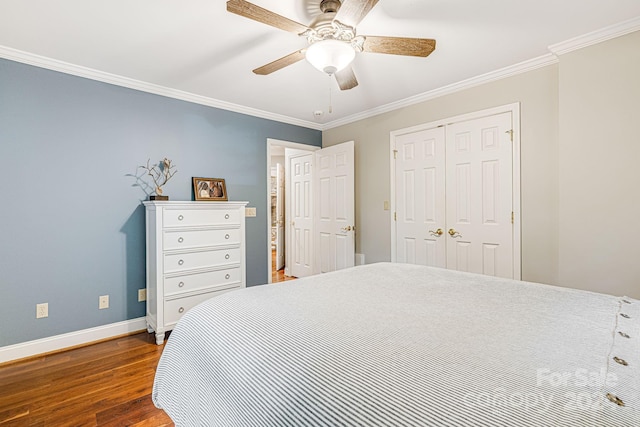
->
143 201 249 207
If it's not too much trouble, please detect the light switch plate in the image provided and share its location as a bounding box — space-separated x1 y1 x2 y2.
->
245 207 257 217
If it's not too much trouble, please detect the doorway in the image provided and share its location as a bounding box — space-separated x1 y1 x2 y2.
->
266 139 356 283
266 139 318 283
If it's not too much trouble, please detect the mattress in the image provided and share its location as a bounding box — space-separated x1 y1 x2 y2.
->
153 262 640 426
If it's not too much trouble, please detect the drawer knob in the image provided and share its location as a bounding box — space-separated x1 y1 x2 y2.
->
225 253 230 260
178 281 184 288
225 274 231 279
178 307 184 313
178 237 184 243
225 214 230 219
178 259 184 266
178 215 184 221
225 234 230 240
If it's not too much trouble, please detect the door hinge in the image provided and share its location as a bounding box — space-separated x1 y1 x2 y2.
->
506 129 514 142
394 212 397 221
511 211 514 224
393 149 398 159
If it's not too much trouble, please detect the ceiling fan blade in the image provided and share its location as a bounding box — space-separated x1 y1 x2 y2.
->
227 0 309 34
334 0 379 29
362 36 436 57
335 66 358 90
253 50 306 75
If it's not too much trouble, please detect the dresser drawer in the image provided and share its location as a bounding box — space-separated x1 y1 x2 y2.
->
164 228 239 250
163 208 239 228
165 267 241 296
164 287 237 326
164 248 240 273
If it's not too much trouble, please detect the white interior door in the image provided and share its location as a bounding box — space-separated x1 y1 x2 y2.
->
314 141 355 273
394 127 446 267
445 112 513 278
286 149 314 278
275 163 285 270
392 108 517 279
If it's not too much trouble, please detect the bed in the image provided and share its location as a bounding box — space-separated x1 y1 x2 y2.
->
153 262 639 426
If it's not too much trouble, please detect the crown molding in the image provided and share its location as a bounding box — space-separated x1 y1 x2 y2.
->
324 17 640 130
322 53 558 130
2 15 638 132
0 45 323 131
548 15 640 55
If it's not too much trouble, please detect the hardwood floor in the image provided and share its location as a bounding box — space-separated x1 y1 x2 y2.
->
271 249 296 283
0 332 173 427
1 266 294 426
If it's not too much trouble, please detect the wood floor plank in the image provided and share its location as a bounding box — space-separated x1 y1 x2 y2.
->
127 413 174 427
96 394 169 427
0 333 174 426
0 405 30 424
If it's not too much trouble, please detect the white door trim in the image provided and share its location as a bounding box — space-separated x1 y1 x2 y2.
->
266 139 319 283
390 103 521 279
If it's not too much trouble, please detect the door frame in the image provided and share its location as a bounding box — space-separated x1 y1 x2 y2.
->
389 103 522 279
266 139 319 283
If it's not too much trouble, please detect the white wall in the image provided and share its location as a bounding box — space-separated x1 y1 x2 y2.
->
323 30 640 298
558 31 640 298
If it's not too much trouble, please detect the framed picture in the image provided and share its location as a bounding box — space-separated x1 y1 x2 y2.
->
193 177 228 201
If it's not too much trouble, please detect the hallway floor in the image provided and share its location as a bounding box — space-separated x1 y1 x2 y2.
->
271 249 296 283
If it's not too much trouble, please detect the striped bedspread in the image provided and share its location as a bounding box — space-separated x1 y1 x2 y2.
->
153 263 640 426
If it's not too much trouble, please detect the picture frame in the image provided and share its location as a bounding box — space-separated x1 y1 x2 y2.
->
193 177 228 201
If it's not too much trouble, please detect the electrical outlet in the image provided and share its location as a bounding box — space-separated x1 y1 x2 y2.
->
138 288 147 302
245 207 257 217
36 303 48 319
99 295 109 309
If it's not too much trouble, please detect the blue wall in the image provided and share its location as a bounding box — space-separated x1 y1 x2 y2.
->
0 58 321 347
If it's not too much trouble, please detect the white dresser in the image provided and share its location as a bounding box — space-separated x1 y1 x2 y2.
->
143 201 248 344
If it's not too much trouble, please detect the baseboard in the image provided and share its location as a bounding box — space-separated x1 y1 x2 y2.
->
355 253 365 266
0 317 147 364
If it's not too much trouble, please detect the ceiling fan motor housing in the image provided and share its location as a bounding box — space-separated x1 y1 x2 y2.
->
320 0 341 14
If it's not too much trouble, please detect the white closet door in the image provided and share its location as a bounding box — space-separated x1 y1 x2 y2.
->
315 141 355 273
395 127 446 267
445 111 513 278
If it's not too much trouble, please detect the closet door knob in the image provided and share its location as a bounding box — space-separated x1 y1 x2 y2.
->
429 228 443 236
448 229 461 237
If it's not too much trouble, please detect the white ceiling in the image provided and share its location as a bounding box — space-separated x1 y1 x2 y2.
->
1 0 639 130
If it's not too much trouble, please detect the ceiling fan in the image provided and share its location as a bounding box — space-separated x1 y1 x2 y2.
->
226 0 436 90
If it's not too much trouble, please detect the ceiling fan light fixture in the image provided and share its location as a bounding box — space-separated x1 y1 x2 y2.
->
305 39 355 75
